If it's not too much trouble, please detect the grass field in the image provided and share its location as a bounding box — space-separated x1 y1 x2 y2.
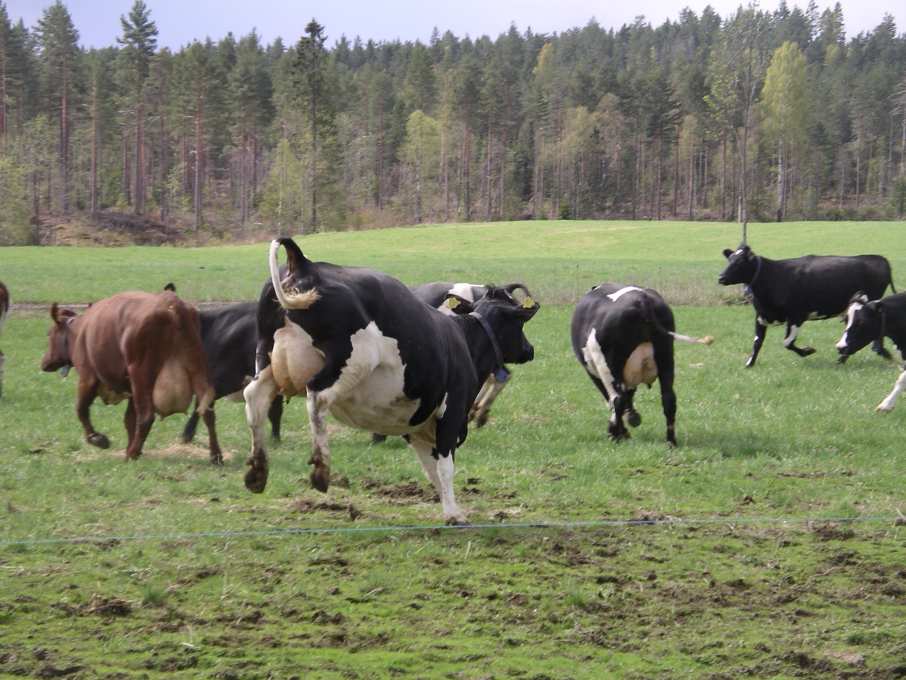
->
2 220 906 679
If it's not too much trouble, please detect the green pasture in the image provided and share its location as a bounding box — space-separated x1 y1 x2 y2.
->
1 220 906 678
3 219 906 305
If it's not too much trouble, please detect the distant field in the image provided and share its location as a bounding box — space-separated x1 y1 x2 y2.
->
3 219 906 305
2 221 906 678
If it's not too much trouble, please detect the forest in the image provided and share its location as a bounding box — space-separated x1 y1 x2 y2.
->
0 0 905 243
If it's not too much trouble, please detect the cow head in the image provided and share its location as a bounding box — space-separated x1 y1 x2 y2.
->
718 245 758 285
835 293 881 357
472 285 539 365
41 303 78 376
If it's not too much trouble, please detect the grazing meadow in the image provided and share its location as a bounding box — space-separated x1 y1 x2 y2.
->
1 220 905 679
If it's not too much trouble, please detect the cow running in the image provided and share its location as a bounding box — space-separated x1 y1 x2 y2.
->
571 284 713 446
242 238 539 523
718 245 895 366
40 291 221 462
836 292 906 412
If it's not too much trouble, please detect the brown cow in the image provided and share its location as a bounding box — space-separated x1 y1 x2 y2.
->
0 281 8 399
40 290 222 463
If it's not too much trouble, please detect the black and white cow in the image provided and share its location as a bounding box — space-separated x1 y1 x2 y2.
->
836 292 906 412
242 238 539 524
571 284 713 446
412 281 530 427
718 245 895 366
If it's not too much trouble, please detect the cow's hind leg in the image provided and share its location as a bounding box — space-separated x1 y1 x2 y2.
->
124 398 136 451
181 399 200 443
877 369 906 412
306 390 332 493
653 339 677 446
76 374 109 449
623 388 641 427
783 321 815 357
243 366 278 492
202 407 223 465
409 437 442 500
124 360 158 459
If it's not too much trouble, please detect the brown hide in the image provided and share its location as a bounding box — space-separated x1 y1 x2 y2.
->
43 291 219 461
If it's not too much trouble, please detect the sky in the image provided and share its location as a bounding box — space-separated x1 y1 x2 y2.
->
6 0 903 50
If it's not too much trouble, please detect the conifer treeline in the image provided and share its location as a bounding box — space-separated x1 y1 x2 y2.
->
1 0 905 243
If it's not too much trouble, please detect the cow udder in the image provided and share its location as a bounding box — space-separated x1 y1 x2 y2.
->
623 342 658 389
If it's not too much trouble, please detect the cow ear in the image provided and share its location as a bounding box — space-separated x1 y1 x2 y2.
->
722 249 732 259
50 302 60 324
164 282 176 292
442 294 474 314
277 237 308 275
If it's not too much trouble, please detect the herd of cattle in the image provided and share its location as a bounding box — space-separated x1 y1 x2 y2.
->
0 239 902 523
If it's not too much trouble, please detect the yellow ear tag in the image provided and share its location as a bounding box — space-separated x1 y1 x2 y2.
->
522 297 535 309
446 297 460 309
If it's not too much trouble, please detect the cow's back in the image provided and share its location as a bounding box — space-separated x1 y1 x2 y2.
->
774 254 892 317
75 292 207 405
199 303 258 396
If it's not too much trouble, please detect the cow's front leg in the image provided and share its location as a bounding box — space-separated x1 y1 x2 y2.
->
876 370 906 412
746 319 767 367
268 394 284 442
306 390 332 493
783 321 815 357
609 391 630 441
471 369 510 428
125 360 157 459
243 366 278 492
181 399 200 443
76 374 109 449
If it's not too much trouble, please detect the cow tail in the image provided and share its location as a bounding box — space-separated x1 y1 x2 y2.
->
641 294 714 346
269 239 320 311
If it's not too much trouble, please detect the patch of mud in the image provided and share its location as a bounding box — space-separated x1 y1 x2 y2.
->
290 499 361 520
811 522 856 541
361 479 437 502
74 442 233 464
54 594 132 618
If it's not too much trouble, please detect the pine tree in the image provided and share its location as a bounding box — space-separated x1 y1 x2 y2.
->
36 0 79 214
117 0 158 215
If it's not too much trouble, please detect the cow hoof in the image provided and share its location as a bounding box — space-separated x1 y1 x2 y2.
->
444 514 469 526
876 403 893 413
475 412 489 428
608 430 630 442
310 466 331 493
626 411 642 428
801 347 816 356
210 451 224 466
88 433 110 449
744 358 756 368
837 354 849 364
244 460 269 493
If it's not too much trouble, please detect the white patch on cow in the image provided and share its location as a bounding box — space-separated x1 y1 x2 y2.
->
783 324 800 348
449 283 477 302
606 286 645 302
436 452 466 524
757 316 783 327
323 321 422 435
307 389 331 463
876 369 906 412
734 248 745 256
436 393 448 419
836 302 863 350
410 439 443 498
582 329 618 424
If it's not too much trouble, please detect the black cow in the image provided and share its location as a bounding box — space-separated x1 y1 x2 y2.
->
242 238 539 524
571 284 713 446
182 302 285 444
718 245 895 366
163 284 284 444
836 292 906 412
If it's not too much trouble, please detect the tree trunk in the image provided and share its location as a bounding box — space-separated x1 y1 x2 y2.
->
484 127 492 221
194 103 203 231
463 126 471 221
90 81 99 214
776 138 784 222
159 102 168 223
310 88 319 229
672 131 679 216
59 83 69 214
441 127 449 221
122 129 131 206
720 135 727 221
134 99 144 215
